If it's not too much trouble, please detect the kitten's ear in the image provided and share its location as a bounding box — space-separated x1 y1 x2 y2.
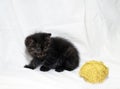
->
47 33 51 37
25 36 34 46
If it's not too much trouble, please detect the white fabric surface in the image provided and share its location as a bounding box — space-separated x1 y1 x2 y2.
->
0 0 120 89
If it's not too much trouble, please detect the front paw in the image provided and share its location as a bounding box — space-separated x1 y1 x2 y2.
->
24 65 35 69
40 66 50 72
55 67 64 72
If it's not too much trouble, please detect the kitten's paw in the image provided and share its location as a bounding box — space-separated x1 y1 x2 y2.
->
24 65 35 69
55 67 64 72
40 66 50 72
65 67 74 71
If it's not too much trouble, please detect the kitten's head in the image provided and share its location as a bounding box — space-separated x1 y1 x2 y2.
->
25 32 51 58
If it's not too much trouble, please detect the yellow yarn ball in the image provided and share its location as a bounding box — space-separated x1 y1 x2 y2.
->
79 60 109 83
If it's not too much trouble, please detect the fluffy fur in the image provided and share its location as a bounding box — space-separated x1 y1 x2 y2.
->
24 32 79 72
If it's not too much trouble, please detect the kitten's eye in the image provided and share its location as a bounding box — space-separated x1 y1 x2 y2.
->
29 42 35 47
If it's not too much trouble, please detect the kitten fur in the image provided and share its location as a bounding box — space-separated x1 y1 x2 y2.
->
24 32 79 72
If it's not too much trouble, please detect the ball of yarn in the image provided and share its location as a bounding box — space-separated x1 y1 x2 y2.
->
79 60 109 83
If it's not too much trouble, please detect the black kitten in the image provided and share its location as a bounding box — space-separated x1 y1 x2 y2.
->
24 32 79 72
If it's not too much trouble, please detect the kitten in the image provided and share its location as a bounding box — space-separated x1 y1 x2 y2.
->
24 32 79 72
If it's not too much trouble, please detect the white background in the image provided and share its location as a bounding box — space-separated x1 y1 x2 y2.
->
0 0 120 89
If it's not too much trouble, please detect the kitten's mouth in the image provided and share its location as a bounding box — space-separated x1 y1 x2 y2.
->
36 53 46 58
37 55 44 58
30 51 46 58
